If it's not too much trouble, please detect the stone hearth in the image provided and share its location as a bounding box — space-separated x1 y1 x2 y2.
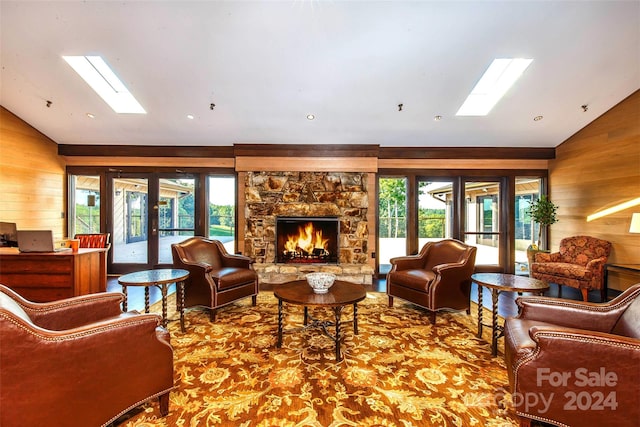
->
243 171 374 284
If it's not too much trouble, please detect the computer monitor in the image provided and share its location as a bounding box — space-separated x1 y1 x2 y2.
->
0 222 18 247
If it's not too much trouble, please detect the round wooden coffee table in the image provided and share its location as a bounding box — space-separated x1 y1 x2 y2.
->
471 273 549 356
274 280 366 361
118 268 189 331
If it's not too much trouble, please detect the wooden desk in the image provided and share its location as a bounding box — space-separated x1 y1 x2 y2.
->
0 247 108 302
605 264 640 295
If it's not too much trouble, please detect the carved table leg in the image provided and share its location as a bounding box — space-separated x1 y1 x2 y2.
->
178 280 185 332
333 306 344 361
160 284 168 327
277 299 283 348
122 285 128 312
477 284 483 338
144 286 150 313
353 303 359 335
491 289 501 357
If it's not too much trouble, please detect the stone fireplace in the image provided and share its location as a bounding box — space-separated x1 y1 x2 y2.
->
243 171 374 284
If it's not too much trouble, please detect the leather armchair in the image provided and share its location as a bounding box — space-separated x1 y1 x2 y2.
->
387 239 477 324
504 284 640 427
530 235 612 301
171 237 258 321
0 284 174 427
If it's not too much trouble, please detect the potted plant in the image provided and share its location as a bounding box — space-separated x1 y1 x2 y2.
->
526 195 558 273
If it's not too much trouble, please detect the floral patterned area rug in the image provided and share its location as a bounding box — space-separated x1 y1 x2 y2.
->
119 292 518 427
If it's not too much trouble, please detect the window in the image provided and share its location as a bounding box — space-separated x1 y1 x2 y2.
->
418 180 453 249
378 177 408 274
208 176 236 253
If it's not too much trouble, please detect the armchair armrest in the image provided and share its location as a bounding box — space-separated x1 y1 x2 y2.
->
11 292 125 331
533 251 560 262
432 260 466 273
529 324 640 347
220 252 254 269
430 260 473 290
516 294 631 332
389 254 425 271
585 256 607 270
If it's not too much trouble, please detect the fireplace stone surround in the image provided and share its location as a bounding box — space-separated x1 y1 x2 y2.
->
243 171 374 285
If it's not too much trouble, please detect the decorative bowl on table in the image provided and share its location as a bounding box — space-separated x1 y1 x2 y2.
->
305 272 336 294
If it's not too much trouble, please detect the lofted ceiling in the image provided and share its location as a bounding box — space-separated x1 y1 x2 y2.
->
1 1 638 149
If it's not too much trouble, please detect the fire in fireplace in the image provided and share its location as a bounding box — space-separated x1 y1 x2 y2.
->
276 217 339 264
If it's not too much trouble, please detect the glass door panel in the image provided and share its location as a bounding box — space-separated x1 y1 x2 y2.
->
378 177 407 274
69 175 100 237
112 177 149 265
157 178 195 264
463 181 500 265
208 176 236 253
515 177 542 275
418 180 453 249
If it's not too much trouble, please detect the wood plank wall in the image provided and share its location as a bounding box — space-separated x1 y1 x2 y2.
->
0 107 67 240
549 90 640 291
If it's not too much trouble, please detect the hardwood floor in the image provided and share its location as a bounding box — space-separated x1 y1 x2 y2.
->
108 275 617 318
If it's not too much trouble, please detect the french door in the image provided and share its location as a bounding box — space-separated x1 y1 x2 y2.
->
108 172 197 274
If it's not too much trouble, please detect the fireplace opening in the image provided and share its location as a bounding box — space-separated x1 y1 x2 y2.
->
276 217 339 264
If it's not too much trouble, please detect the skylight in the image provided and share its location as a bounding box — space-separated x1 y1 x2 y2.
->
456 58 533 116
63 56 146 114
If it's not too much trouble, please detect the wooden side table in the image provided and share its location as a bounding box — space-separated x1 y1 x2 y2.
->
118 268 189 332
471 273 549 356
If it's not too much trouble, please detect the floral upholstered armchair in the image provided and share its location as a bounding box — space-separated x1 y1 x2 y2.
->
530 235 611 302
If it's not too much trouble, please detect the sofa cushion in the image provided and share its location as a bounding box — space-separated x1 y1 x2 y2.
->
387 269 435 292
530 262 592 280
210 267 257 291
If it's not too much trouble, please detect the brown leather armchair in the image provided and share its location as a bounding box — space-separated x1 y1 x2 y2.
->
530 235 611 302
504 284 640 427
172 237 258 321
387 239 477 324
0 284 174 427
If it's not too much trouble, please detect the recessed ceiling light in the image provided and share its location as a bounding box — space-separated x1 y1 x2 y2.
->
187 114 195 120
434 115 443 121
86 113 95 119
62 55 146 114
534 115 543 121
456 58 533 116
306 114 315 120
